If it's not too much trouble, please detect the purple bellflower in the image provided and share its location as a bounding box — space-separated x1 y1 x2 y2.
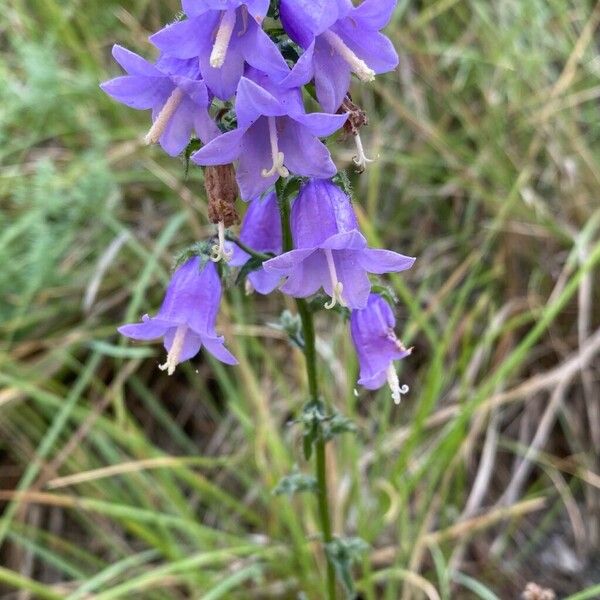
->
350 293 411 403
101 45 218 156
119 258 237 374
191 66 348 199
150 1 289 100
279 0 399 112
264 179 414 310
228 191 283 294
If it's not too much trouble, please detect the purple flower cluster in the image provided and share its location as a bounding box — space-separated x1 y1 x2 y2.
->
105 1 413 401
102 0 397 198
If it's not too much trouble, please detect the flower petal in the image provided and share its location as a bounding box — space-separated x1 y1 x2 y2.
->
358 249 415 274
235 118 278 200
279 41 315 89
235 77 286 127
263 248 316 273
163 327 203 363
350 0 397 30
202 336 239 365
292 111 348 138
249 268 282 295
112 45 162 77
156 258 221 336
332 251 371 309
119 316 172 340
278 252 327 298
191 127 246 166
278 119 338 179
334 25 398 73
100 76 170 110
159 98 195 156
244 0 270 17
240 19 290 81
199 31 245 100
320 230 367 251
357 369 388 390
236 192 282 254
280 0 352 46
313 35 352 113
172 77 209 108
150 16 217 59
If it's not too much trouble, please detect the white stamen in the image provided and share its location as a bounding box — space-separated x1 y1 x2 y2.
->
261 117 289 179
144 87 185 145
210 9 237 68
386 364 409 405
353 133 376 173
159 325 188 376
323 30 375 82
323 249 347 310
210 221 233 263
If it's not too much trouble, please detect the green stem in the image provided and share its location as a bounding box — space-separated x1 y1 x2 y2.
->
225 234 272 262
276 182 337 599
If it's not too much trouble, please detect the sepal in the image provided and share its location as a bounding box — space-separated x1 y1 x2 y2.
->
173 241 214 269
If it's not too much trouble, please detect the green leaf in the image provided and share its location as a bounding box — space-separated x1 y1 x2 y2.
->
452 572 500 600
325 537 369 597
322 412 358 441
267 310 304 349
87 341 155 359
273 468 317 497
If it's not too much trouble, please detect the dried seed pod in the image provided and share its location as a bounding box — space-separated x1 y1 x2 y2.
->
204 164 239 227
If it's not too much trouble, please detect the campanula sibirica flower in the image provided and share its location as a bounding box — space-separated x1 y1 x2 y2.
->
191 69 347 200
350 293 411 403
119 258 237 374
264 179 414 309
101 45 218 156
150 1 289 100
279 0 399 112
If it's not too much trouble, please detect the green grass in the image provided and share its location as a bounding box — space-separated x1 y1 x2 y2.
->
1 0 600 598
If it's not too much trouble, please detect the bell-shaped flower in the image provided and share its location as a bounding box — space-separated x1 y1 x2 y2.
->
119 258 237 374
191 66 348 200
350 293 411 403
150 1 289 100
279 0 399 112
228 191 283 294
101 45 219 156
263 179 414 309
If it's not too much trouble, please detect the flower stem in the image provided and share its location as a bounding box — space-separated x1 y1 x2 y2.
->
225 233 272 262
276 183 337 599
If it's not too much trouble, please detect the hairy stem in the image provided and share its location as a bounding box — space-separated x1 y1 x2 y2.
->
277 183 337 599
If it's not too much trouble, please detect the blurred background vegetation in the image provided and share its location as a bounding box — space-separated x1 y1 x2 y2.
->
1 0 600 598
